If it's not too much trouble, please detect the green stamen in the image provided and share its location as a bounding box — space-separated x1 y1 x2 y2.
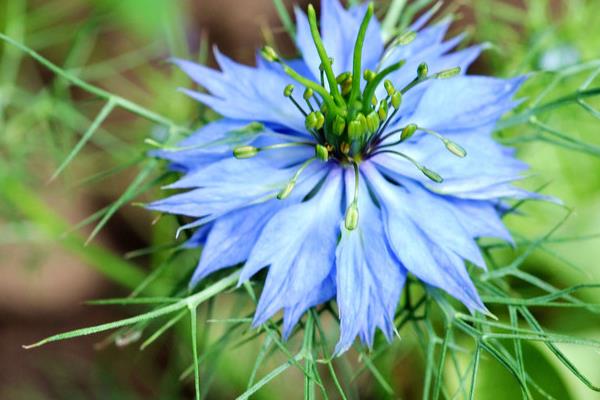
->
277 157 316 200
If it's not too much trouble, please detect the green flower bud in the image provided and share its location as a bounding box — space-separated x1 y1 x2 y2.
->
315 144 329 161
303 88 314 100
363 69 376 82
417 62 429 78
283 84 294 97
333 115 346 136
444 139 467 158
366 111 380 134
391 91 402 109
233 145 259 159
435 66 461 79
384 79 395 96
401 124 417 142
261 46 279 62
344 202 359 230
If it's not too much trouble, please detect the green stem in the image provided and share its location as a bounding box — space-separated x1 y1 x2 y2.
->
0 32 190 136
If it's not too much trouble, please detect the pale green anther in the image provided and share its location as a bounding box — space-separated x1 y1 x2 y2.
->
395 31 417 46
344 202 359 230
435 66 461 79
366 111 380 134
277 181 296 200
233 145 259 159
314 111 325 130
401 123 417 142
444 139 467 158
261 46 279 62
305 112 318 130
348 120 363 140
283 84 294 97
341 77 353 96
336 72 351 84
363 69 376 82
320 57 334 72
333 115 346 136
356 113 368 134
244 122 264 132
303 88 314 100
384 79 395 96
315 144 329 161
371 95 378 107
421 167 443 183
391 91 402 109
341 142 351 154
378 99 388 120
417 62 429 78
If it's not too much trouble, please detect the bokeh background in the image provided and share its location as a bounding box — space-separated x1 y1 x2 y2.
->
1 0 600 399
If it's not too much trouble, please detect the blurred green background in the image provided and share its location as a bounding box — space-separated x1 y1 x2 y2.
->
1 0 600 399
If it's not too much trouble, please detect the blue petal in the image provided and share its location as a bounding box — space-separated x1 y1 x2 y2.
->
363 163 485 312
148 158 326 218
174 51 306 132
334 168 406 354
240 169 343 327
408 76 527 131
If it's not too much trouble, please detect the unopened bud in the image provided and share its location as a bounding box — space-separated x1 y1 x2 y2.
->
315 144 329 161
233 145 259 159
344 202 359 230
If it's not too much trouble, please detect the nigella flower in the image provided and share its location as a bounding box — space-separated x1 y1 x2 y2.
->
149 0 539 353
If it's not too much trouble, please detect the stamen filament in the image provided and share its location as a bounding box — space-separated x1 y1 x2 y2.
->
277 157 316 200
371 149 443 183
344 162 361 230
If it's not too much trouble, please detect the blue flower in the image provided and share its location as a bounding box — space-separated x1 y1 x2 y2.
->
149 0 540 353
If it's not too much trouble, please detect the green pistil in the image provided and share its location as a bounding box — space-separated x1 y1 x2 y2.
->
348 3 374 115
307 5 345 108
361 60 406 113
